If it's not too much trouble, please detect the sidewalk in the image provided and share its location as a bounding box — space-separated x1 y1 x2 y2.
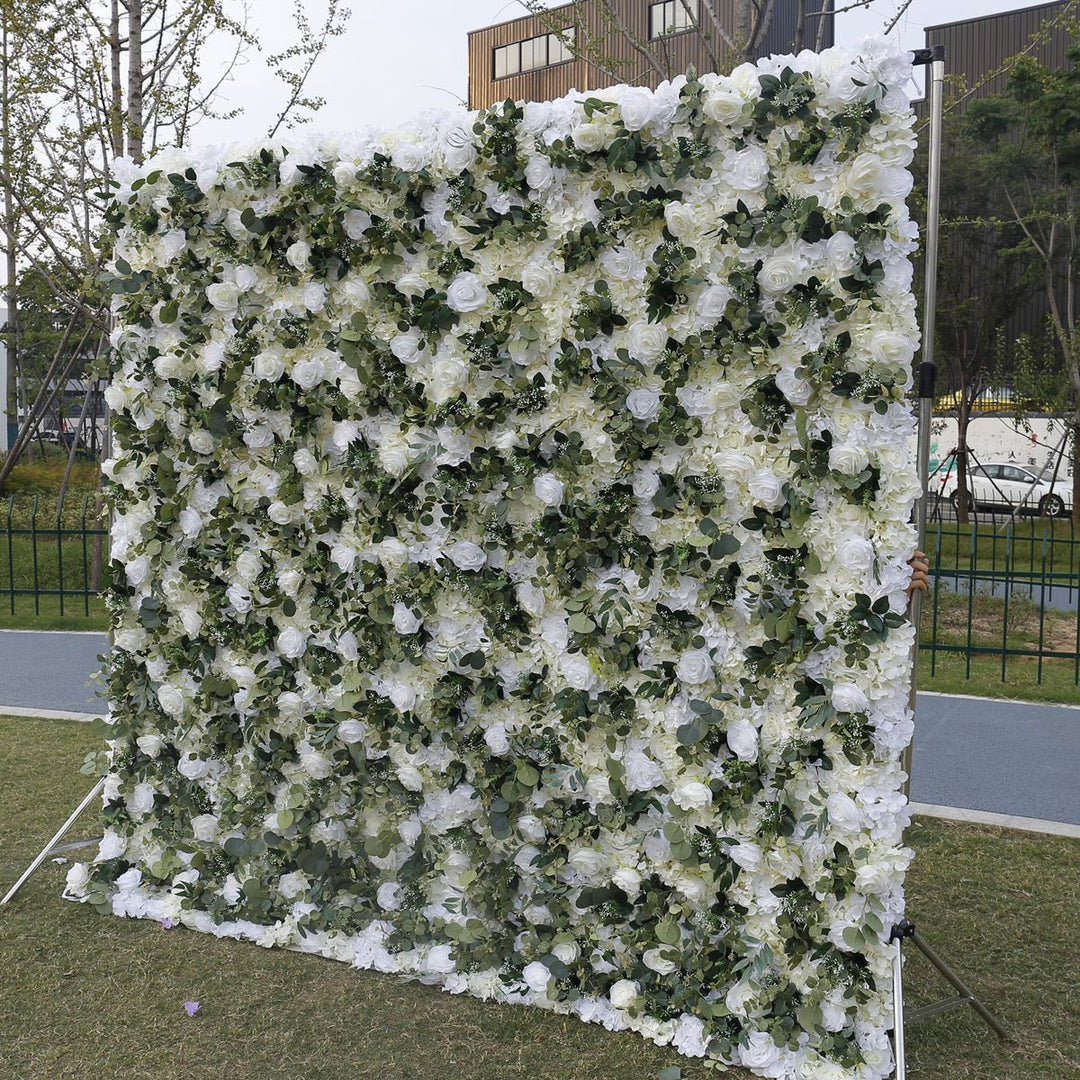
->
2 630 1078 826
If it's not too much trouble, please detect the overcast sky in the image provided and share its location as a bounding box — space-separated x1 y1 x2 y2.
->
195 0 1049 145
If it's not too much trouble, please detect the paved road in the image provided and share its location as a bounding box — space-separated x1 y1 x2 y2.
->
1 631 1077 825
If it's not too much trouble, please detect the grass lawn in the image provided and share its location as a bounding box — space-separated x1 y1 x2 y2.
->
1 716 1077 1080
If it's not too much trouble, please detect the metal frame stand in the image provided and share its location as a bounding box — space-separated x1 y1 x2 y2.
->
0 777 104 906
892 46 1008 1078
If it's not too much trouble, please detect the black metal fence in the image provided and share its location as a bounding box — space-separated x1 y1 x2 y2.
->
924 516 1080 684
2 494 109 618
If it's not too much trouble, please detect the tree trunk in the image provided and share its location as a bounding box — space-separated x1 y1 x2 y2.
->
733 0 753 64
1072 416 1080 527
955 392 972 524
1 11 16 461
126 0 143 161
109 0 123 157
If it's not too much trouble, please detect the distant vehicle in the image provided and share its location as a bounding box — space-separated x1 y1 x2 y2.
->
35 427 76 448
939 461 1072 517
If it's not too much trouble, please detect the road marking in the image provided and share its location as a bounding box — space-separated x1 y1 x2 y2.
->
911 801 1080 838
918 690 1080 712
0 628 106 637
0 706 102 722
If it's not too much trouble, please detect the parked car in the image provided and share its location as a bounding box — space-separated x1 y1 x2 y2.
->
939 461 1072 517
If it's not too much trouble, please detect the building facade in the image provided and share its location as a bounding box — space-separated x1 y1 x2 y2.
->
467 1 833 110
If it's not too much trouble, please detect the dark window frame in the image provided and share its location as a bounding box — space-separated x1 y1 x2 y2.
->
492 27 576 81
648 0 698 40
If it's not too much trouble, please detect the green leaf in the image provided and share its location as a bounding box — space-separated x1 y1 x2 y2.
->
656 917 681 945
842 926 864 951
568 612 596 634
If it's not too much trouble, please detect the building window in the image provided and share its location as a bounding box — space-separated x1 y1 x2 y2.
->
649 0 697 39
493 27 576 79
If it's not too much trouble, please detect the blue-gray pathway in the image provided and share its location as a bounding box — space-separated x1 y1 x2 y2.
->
1 630 1077 826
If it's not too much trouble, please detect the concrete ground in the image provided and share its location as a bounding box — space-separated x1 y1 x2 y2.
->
2 630 1077 826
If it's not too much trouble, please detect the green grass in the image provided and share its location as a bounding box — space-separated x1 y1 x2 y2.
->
1 716 1078 1080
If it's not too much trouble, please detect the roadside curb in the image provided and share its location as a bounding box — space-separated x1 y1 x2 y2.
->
0 706 101 723
911 801 1080 838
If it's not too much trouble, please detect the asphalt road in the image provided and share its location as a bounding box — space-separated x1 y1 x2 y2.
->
1 630 1077 825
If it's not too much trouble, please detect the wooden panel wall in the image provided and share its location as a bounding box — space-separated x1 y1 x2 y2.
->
467 0 836 111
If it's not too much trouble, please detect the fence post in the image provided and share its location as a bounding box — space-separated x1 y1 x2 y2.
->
30 494 40 616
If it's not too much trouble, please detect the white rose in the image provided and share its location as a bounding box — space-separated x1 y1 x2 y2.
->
739 1031 782 1072
758 253 802 293
627 321 668 361
127 782 155 816
177 754 210 780
525 155 554 190
96 830 127 861
430 355 468 401
533 473 564 507
838 537 875 573
611 867 641 898
623 749 665 792
178 508 202 537
277 627 308 659
157 684 185 717
425 944 456 974
390 329 425 364
337 719 365 743
695 284 733 319
676 385 714 417
446 272 487 313
703 85 747 126
188 429 215 454
125 556 151 586
377 882 404 911
252 347 285 381
600 248 641 281
729 841 762 871
389 682 416 712
267 501 293 525
829 445 870 474
65 862 91 893
748 468 785 509
484 723 511 755
302 282 326 312
552 941 579 964
521 259 560 298
560 652 597 691
517 815 546 842
726 716 758 761
855 861 895 894
136 732 165 758
286 240 311 269
676 649 712 685
377 538 409 570
631 469 660 500
825 791 862 831
723 145 769 192
625 388 660 421
343 209 371 239
190 814 219 842
205 282 240 312
278 568 303 596
522 960 552 994
609 979 639 1009
619 87 655 131
392 602 423 634
291 355 327 390
831 682 869 713
672 780 712 811
570 120 609 153
391 140 426 172
446 541 486 571
776 366 812 406
643 948 678 975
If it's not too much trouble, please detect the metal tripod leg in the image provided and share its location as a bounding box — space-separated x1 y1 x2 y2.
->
905 927 1009 1040
0 777 105 906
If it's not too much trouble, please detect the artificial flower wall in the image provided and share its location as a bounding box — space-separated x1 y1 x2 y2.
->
68 38 921 1080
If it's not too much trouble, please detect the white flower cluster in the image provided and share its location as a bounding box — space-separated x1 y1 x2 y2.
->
72 38 920 1080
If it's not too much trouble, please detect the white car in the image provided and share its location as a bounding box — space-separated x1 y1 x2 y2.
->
938 461 1072 517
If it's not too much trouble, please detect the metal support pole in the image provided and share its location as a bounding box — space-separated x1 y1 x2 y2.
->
0 777 104 906
891 933 908 1080
902 45 946 800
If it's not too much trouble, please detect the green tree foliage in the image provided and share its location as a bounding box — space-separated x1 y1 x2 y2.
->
966 39 1080 522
